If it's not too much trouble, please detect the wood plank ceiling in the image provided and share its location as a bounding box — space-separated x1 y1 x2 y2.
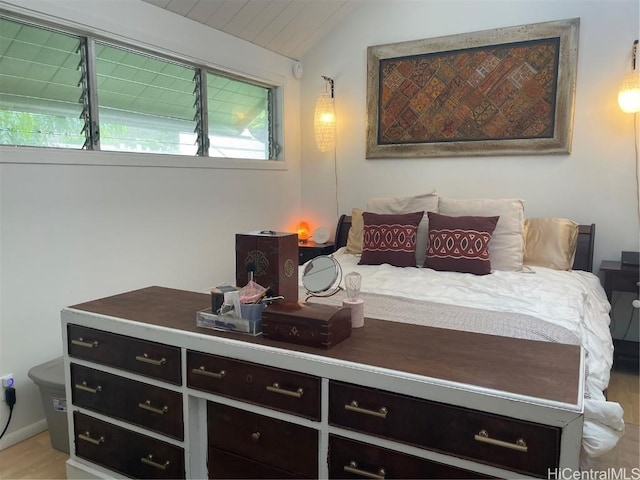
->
140 0 359 60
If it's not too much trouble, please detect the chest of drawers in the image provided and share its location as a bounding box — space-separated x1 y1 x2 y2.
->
68 324 181 384
187 351 321 419
328 435 493 479
208 448 300 479
599 260 639 364
62 286 583 479
67 323 186 478
208 401 318 478
74 412 185 479
329 381 560 477
71 363 184 440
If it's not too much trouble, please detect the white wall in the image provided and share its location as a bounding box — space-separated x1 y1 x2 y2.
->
300 0 640 271
0 0 302 447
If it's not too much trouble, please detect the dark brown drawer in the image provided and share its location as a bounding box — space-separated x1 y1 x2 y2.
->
68 324 181 384
328 435 493 479
74 412 185 479
207 402 318 478
329 381 560 478
208 447 303 479
610 270 640 293
71 363 183 440
188 351 320 420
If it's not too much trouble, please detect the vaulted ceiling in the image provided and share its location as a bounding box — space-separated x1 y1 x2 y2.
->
140 0 360 60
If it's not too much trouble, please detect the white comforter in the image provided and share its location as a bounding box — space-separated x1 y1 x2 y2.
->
302 248 624 458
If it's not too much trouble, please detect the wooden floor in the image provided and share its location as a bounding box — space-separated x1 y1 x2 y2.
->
608 363 639 425
0 366 637 479
0 429 67 479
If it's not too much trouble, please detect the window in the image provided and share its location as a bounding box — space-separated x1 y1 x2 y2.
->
0 17 84 148
206 72 271 160
96 43 197 155
0 15 281 161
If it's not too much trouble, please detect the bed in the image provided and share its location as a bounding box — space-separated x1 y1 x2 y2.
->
300 193 624 465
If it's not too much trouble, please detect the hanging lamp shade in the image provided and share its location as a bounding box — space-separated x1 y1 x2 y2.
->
618 71 640 113
314 91 335 152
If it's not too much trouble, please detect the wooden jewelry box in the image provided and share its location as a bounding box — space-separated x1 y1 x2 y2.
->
261 302 351 349
235 231 298 302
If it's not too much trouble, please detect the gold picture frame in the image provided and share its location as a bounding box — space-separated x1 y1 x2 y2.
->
366 18 580 158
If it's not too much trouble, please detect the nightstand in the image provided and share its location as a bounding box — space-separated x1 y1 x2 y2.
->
298 240 335 265
599 260 639 365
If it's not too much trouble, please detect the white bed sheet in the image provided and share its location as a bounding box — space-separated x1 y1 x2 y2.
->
303 248 624 458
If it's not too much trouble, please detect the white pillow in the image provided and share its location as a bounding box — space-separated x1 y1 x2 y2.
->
366 192 439 267
438 197 525 271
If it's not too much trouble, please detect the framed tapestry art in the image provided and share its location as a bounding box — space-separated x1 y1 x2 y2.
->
366 18 580 158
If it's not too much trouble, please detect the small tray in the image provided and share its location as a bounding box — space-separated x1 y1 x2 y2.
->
197 308 262 336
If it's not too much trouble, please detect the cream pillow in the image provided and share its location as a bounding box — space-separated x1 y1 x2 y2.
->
523 217 578 270
366 192 439 267
345 208 364 254
438 197 525 271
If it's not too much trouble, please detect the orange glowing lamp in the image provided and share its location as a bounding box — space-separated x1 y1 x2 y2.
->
297 221 311 243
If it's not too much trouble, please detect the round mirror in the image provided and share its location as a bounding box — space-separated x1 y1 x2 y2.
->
302 255 342 298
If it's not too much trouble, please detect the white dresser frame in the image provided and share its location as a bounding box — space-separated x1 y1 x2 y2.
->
62 304 584 479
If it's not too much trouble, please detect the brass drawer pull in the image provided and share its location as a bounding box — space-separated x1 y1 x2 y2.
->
192 366 226 379
79 431 104 445
474 429 528 452
135 354 166 366
141 454 170 471
344 461 386 479
71 337 99 348
251 431 261 442
266 382 304 398
344 401 388 419
138 400 169 415
75 381 102 394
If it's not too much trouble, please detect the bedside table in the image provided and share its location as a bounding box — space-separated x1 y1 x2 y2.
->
599 260 639 364
298 240 335 265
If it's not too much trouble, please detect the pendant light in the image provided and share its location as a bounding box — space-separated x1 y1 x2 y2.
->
314 76 335 152
618 40 640 113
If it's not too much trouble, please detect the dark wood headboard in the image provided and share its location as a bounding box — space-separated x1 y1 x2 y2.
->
573 224 595 273
334 214 595 273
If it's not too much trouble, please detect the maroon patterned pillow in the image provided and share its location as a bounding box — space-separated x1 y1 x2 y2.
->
359 211 424 267
424 212 499 275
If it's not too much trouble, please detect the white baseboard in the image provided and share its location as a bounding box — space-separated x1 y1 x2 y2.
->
66 458 128 479
66 459 104 480
0 418 47 451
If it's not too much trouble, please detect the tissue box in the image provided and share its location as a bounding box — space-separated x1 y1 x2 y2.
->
261 302 351 349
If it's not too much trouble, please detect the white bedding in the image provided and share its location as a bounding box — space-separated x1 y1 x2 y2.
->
301 248 625 458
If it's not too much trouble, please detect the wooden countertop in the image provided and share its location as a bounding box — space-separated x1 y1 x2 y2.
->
69 286 582 406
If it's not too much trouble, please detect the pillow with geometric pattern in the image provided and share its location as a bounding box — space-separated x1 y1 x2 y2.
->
438 197 524 271
359 211 424 267
424 212 499 275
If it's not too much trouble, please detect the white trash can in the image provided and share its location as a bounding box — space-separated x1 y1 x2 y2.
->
27 356 69 453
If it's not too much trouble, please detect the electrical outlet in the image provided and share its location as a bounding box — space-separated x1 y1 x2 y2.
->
1 374 15 388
